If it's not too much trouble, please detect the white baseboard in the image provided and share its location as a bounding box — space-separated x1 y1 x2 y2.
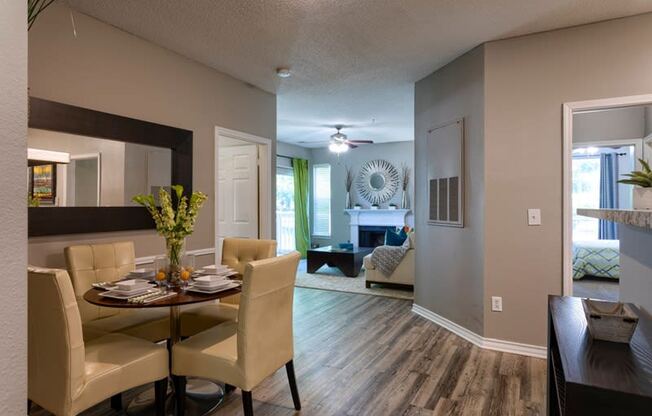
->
411 304 547 359
135 247 215 266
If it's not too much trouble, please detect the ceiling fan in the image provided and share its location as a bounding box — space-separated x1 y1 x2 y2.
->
300 126 374 153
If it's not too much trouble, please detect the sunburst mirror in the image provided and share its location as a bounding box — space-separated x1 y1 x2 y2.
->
357 159 399 205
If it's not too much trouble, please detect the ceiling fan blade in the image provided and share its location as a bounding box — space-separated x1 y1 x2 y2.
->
298 140 329 144
346 140 374 144
347 143 358 149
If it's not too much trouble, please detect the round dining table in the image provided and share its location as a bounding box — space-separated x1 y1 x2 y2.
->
84 282 242 416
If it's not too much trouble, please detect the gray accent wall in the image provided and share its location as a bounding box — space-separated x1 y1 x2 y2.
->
310 141 414 247
414 46 485 336
573 106 646 142
483 12 652 346
415 12 652 348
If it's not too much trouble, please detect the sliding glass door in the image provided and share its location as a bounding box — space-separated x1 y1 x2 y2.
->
276 166 296 254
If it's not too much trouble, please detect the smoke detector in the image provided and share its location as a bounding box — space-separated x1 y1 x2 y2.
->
276 68 292 78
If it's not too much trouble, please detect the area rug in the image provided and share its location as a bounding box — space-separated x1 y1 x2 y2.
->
295 262 413 300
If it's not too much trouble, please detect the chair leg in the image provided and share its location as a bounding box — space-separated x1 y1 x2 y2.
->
286 360 301 410
365 281 372 288
242 390 254 416
225 383 236 394
154 378 168 416
174 376 187 416
110 393 122 411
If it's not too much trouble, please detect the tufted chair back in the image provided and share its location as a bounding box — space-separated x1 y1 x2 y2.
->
28 267 86 416
237 252 300 389
64 242 136 323
220 238 277 305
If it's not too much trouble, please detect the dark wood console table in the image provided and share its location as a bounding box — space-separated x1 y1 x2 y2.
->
547 296 652 415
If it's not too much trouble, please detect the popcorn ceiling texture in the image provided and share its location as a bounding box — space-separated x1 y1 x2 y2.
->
68 0 652 145
0 1 27 414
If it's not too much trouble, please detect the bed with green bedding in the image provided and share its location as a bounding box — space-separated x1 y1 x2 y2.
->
572 240 620 280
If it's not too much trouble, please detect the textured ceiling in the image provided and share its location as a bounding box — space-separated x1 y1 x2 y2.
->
68 0 652 147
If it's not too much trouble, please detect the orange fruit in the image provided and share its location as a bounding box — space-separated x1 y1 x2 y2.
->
180 270 191 281
156 271 166 281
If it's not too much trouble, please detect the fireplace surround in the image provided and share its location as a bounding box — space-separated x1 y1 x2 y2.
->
345 209 411 248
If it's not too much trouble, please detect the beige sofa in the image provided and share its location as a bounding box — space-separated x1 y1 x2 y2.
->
363 234 415 289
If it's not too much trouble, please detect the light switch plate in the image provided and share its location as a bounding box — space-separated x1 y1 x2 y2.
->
491 296 503 312
527 209 541 226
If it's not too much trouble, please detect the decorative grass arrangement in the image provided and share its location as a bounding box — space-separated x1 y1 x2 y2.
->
345 166 354 193
401 164 411 192
618 159 652 188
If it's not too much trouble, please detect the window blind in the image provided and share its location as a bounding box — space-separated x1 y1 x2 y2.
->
312 164 331 236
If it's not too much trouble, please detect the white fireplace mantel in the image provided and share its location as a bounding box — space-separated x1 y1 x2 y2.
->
345 209 411 247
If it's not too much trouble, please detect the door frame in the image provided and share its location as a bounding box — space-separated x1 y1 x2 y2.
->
562 93 652 296
66 152 102 206
214 127 272 259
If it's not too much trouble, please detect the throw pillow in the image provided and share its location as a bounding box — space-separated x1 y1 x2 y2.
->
385 228 408 246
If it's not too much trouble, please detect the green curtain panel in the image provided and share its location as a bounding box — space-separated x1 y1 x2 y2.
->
293 158 310 258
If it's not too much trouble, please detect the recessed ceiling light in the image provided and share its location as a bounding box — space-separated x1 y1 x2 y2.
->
276 68 292 78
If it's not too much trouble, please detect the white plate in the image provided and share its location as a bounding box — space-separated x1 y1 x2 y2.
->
100 288 159 300
195 275 229 283
116 279 151 291
193 280 233 289
186 282 241 294
129 269 154 276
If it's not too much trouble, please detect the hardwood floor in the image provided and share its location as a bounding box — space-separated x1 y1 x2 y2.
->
31 288 546 416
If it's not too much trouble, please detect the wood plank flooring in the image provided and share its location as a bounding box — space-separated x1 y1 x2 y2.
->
31 287 546 416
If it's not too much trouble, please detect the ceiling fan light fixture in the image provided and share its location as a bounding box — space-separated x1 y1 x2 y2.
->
331 131 346 141
329 141 348 153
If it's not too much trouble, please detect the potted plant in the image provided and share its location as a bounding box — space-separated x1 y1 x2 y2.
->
618 158 652 210
133 185 207 286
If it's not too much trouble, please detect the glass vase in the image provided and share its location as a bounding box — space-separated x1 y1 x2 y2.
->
166 237 185 287
401 190 409 209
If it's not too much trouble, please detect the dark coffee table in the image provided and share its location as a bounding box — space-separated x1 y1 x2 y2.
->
307 246 373 277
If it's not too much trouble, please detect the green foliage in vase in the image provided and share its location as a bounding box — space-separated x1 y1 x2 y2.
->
618 158 652 188
132 185 208 240
28 0 57 30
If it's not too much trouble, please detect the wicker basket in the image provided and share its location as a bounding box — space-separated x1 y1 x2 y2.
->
582 299 639 344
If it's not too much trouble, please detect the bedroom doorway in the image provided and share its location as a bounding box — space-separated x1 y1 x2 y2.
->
563 95 652 299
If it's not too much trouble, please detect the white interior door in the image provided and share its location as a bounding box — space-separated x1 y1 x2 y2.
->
218 144 259 238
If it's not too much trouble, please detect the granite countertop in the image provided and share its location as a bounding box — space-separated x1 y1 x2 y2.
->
577 208 652 229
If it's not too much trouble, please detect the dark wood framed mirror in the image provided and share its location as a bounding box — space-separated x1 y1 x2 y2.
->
28 97 193 237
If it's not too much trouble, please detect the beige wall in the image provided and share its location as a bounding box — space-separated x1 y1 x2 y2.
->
0 1 27 413
414 46 485 335
28 3 276 267
483 13 652 345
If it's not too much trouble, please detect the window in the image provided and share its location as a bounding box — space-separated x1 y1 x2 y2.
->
312 164 331 237
276 164 296 254
572 155 600 241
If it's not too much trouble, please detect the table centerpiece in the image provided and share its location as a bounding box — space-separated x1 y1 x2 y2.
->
133 185 207 287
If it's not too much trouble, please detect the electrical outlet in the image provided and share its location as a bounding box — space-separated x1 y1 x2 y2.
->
527 208 541 226
491 296 503 312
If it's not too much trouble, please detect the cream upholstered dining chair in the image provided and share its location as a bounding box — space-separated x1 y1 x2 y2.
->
179 238 277 334
64 241 170 342
28 267 169 416
172 251 301 416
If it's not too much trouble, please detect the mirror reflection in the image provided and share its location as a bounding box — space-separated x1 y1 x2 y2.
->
369 172 386 190
28 128 172 207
